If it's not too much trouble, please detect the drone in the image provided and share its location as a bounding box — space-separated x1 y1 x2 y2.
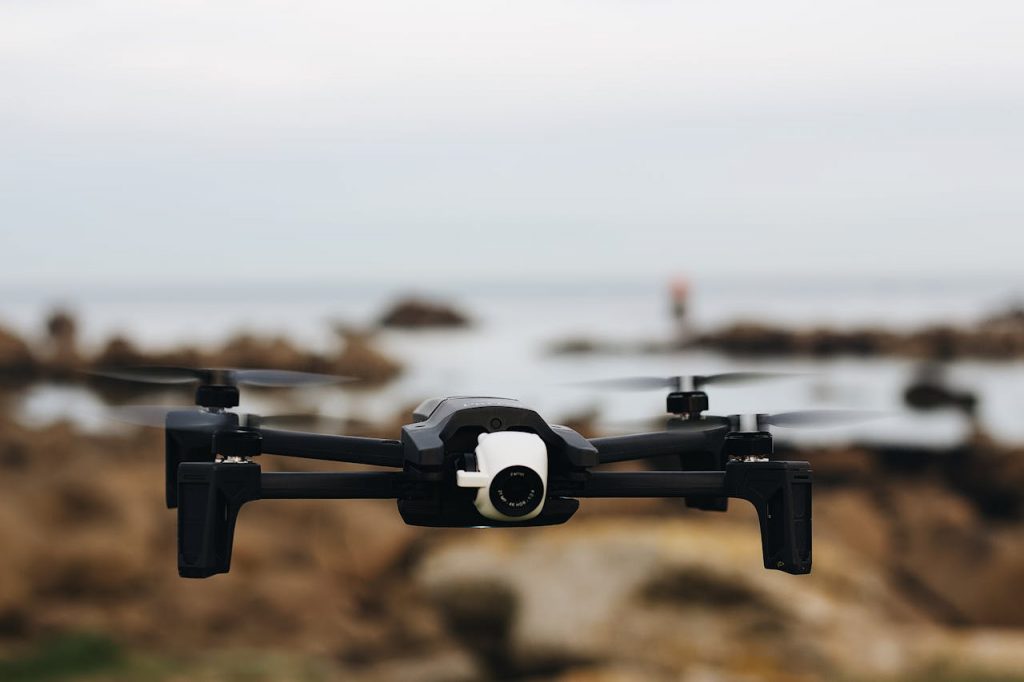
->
98 367 874 579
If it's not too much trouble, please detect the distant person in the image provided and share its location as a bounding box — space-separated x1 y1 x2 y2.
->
669 276 692 345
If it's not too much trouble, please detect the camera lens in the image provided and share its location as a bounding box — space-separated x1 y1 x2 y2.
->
489 465 544 517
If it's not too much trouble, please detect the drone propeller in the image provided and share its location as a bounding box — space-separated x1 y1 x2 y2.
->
744 409 889 431
108 405 350 432
108 405 224 429
571 371 801 392
244 413 351 432
595 416 727 434
91 366 355 388
597 409 887 436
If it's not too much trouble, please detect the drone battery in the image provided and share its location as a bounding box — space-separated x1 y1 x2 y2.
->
177 461 261 578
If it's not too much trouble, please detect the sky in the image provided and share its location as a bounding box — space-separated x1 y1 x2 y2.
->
1 0 1023 289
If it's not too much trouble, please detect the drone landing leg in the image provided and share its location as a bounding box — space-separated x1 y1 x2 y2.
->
177 461 261 579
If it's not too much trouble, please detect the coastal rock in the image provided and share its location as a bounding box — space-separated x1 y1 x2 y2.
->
0 327 36 380
331 330 403 384
378 297 470 329
550 303 1024 360
89 329 403 388
415 516 1024 680
2 413 1024 678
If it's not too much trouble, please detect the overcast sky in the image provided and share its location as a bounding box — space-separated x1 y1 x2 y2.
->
1 0 1022 289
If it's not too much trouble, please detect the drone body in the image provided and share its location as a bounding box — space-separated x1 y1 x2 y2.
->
162 393 812 579
97 366 820 579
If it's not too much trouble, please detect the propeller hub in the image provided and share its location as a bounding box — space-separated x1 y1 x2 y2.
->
195 384 240 409
666 391 709 417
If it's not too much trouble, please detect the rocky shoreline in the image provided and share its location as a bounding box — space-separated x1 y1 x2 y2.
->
3 301 1024 680
550 305 1024 360
1 296 475 390
0 309 404 388
1 411 1023 680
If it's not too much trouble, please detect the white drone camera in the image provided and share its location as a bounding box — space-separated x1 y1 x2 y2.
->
455 431 548 522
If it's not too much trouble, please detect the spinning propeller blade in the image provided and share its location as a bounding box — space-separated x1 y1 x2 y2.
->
92 366 354 387
759 409 889 429
600 409 889 435
230 369 352 387
699 372 801 387
108 405 222 428
108 405 349 432
570 371 802 392
575 376 675 391
92 367 202 385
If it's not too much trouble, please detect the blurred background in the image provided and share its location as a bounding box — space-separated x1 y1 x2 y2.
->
2 1 1024 680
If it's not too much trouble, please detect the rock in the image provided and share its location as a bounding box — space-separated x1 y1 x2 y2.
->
93 336 145 367
416 518 910 679
87 328 404 388
0 326 36 381
549 338 607 355
213 333 313 372
694 323 802 356
378 297 470 329
885 482 1024 627
548 302 1024 360
980 304 1024 331
347 649 480 682
330 330 402 384
415 516 1024 680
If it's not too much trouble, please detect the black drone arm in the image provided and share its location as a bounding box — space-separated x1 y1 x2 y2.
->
561 471 726 497
589 427 727 464
258 429 405 468
260 471 407 499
